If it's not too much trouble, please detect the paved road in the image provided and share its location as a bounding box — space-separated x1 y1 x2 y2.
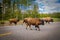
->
0 22 60 40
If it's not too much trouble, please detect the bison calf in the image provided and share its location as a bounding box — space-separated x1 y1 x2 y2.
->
9 18 19 25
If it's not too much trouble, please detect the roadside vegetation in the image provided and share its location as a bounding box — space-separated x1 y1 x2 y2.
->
0 0 60 25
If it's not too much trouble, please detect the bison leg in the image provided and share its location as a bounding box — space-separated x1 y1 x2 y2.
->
29 25 32 30
45 21 48 23
48 22 50 24
50 19 54 22
14 22 17 25
25 26 27 29
26 23 32 30
45 20 49 24
35 26 37 30
9 21 12 25
47 21 50 24
26 23 29 30
35 25 40 31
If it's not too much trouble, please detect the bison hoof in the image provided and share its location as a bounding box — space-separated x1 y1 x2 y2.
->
26 28 27 30
37 29 40 31
30 29 32 30
38 29 40 31
35 29 37 30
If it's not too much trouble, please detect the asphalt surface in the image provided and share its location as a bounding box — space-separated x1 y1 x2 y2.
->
0 22 60 40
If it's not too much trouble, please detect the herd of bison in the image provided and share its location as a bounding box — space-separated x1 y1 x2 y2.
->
8 17 53 31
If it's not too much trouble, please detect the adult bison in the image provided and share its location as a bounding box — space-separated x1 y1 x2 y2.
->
42 17 53 23
9 18 19 25
23 18 44 31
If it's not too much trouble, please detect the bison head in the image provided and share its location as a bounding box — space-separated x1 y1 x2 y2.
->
40 19 44 25
17 19 20 22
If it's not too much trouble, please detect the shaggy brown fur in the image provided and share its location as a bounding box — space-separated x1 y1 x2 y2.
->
42 17 53 23
9 18 19 25
23 18 44 31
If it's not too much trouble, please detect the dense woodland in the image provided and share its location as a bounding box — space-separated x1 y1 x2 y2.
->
0 0 60 21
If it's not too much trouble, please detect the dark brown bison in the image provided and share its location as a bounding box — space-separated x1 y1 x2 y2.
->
42 17 53 23
9 18 19 25
23 18 44 31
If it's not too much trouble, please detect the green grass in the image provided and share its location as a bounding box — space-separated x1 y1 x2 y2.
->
0 18 60 24
53 18 60 22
